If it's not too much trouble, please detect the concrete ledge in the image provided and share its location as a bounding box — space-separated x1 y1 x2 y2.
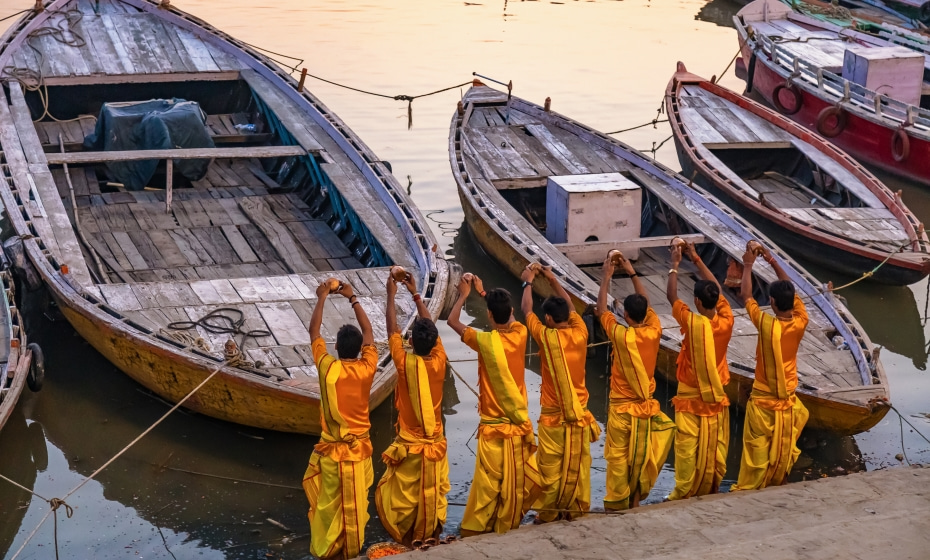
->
399 466 930 559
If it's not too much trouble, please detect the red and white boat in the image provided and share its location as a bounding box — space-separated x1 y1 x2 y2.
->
734 0 930 184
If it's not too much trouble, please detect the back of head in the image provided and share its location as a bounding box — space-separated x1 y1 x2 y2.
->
694 279 720 310
335 324 363 359
541 296 570 324
485 288 512 325
411 317 439 356
769 280 795 312
623 294 648 323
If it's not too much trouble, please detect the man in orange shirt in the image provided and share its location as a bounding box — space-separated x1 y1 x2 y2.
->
302 279 378 560
596 252 675 510
521 264 600 522
732 241 810 490
375 270 450 546
666 242 733 500
447 273 541 535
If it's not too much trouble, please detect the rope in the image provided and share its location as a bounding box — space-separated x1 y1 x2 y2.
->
0 9 29 23
166 308 271 338
1 9 97 124
716 48 742 82
448 362 480 399
424 209 458 238
639 134 673 159
606 118 668 135
158 328 211 352
153 463 303 490
889 404 930 466
827 238 914 292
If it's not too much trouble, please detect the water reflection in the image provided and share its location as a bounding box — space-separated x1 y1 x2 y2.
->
0 409 41 556
694 0 745 28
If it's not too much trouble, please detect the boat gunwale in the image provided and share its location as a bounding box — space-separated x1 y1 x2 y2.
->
449 84 889 420
0 0 451 432
665 67 930 275
0 271 31 433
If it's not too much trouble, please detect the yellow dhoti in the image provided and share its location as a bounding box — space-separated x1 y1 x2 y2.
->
303 452 374 560
603 401 675 510
668 406 729 499
534 409 601 522
375 429 450 545
732 393 808 490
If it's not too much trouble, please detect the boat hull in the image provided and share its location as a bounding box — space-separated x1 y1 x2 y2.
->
739 47 930 185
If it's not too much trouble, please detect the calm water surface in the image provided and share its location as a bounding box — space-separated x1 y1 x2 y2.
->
1 0 929 558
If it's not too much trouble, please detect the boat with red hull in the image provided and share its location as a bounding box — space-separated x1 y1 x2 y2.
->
734 0 930 185
666 63 930 285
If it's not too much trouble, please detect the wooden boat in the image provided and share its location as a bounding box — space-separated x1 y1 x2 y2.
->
0 269 37 434
735 0 930 184
0 0 453 434
666 63 930 285
450 81 890 435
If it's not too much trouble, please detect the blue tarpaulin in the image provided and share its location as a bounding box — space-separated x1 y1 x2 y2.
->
83 99 215 191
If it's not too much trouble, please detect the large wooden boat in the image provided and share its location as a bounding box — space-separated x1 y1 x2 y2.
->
0 270 35 434
666 63 930 285
450 82 890 435
735 0 930 184
0 0 453 434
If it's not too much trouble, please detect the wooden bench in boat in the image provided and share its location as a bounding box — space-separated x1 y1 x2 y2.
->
45 145 307 165
555 233 707 266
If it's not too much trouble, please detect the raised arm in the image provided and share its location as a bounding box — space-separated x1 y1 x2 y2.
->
310 281 331 340
541 266 573 306
666 245 682 305
446 274 472 337
386 272 400 336
338 282 374 345
740 250 756 304
402 273 430 320
761 244 790 282
597 255 615 317
520 266 536 317
687 242 720 290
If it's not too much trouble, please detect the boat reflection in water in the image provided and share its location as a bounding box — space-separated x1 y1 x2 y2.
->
0 408 44 556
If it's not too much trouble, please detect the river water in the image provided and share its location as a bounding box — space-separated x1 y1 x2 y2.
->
1 0 929 558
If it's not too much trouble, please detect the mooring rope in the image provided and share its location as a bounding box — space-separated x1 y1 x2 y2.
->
890 404 930 466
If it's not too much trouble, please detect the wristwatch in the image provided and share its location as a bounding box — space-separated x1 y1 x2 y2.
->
522 281 531 289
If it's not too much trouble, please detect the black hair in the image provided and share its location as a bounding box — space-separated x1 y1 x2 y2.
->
411 317 439 356
486 288 512 324
769 280 795 312
694 280 720 310
335 324 363 359
624 294 648 323
541 296 570 324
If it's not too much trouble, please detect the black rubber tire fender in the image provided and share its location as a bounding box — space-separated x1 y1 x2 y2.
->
816 105 847 138
26 342 44 393
772 82 803 115
892 127 911 163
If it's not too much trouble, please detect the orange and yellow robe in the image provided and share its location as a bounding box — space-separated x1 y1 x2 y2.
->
668 298 734 500
303 338 378 560
460 323 542 536
527 311 601 522
732 294 810 491
375 333 450 546
600 309 676 510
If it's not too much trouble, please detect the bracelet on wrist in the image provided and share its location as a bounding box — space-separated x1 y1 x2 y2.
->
351 300 361 308
412 293 421 302
479 290 487 297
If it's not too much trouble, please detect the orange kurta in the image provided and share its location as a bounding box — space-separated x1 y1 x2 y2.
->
390 333 447 437
673 298 734 390
600 309 660 413
311 337 378 459
462 323 530 432
746 294 808 396
526 311 589 415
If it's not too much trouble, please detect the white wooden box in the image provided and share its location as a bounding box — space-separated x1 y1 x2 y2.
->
842 46 924 107
545 173 642 258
